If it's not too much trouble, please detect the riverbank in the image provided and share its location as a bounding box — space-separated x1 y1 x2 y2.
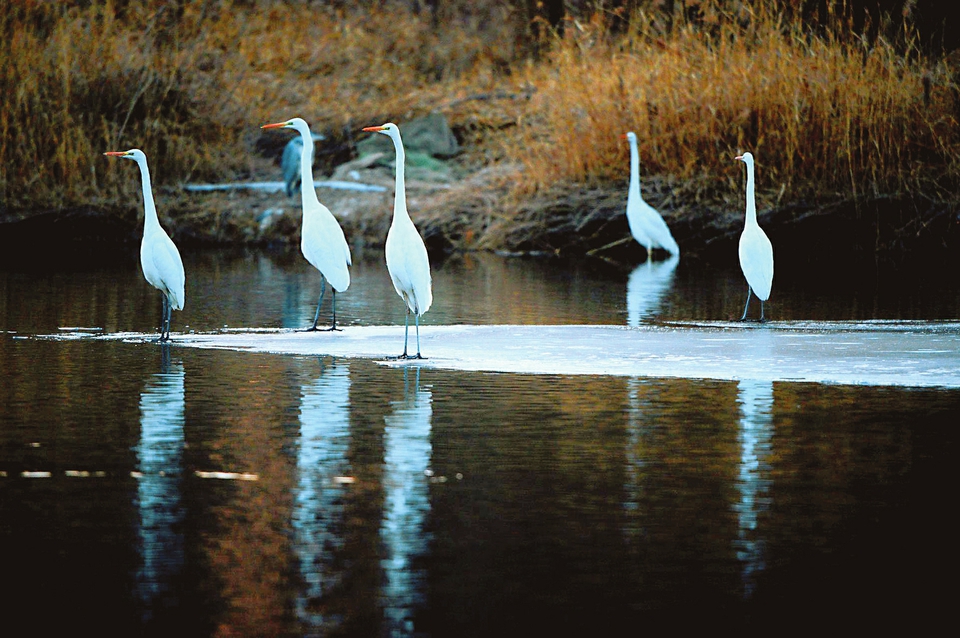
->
3 164 957 274
2 1 958 269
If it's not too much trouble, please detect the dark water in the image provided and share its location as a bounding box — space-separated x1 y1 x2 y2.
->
1 249 957 635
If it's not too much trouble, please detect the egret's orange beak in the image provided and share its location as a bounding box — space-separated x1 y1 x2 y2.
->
362 126 385 132
735 154 744 161
620 134 628 139
103 151 128 157
261 121 290 130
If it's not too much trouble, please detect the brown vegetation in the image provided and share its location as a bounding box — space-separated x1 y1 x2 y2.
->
514 4 960 197
2 1 958 260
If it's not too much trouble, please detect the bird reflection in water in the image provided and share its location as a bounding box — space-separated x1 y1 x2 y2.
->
623 377 654 541
136 344 185 620
381 365 433 635
623 254 678 537
626 252 679 327
733 378 774 599
293 357 352 631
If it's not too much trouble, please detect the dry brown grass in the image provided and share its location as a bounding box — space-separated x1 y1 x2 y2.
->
0 0 527 215
0 1 237 212
507 2 960 205
3 0 958 256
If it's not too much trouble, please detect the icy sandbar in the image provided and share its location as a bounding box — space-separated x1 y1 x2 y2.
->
156 321 960 388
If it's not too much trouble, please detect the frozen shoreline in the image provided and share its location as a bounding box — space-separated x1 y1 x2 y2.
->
39 321 960 389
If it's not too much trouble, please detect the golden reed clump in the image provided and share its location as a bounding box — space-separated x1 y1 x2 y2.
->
2 0 957 220
0 0 523 212
1 1 234 210
508 1 960 204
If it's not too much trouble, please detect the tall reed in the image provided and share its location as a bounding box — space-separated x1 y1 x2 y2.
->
0 0 524 213
3 0 956 225
0 1 236 211
508 1 960 204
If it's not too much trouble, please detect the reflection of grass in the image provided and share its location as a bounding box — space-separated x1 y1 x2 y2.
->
3 1 957 252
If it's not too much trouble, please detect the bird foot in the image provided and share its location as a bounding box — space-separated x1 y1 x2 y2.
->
300 326 342 332
396 353 426 360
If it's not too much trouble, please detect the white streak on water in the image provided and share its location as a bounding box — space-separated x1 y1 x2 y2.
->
136 352 185 618
381 367 432 636
733 378 774 600
294 358 352 632
626 254 679 327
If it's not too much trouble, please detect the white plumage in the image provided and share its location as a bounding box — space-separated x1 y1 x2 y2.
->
736 152 774 321
104 149 184 341
624 131 679 258
362 122 432 359
262 117 351 330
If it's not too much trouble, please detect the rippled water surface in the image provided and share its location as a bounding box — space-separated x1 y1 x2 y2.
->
1 249 957 634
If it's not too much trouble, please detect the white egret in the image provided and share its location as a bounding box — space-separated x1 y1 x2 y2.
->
104 149 185 342
735 152 774 321
262 118 351 331
361 123 432 359
624 131 679 259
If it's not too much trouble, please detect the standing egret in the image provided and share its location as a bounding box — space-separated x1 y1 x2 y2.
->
624 131 679 259
735 152 774 321
262 118 351 331
104 149 185 342
361 123 432 359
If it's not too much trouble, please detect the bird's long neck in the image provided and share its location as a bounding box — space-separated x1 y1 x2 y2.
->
299 130 316 202
744 162 757 226
390 131 409 222
137 158 161 233
629 139 641 198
